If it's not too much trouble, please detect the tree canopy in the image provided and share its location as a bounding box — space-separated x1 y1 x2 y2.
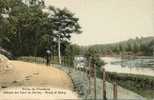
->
0 0 82 57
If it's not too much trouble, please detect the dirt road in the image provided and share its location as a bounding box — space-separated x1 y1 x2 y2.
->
0 61 78 99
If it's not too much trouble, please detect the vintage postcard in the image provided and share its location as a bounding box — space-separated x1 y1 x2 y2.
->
0 0 153 100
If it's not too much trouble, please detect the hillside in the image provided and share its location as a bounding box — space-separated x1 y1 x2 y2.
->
88 36 154 56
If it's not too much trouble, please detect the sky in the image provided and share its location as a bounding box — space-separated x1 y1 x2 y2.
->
45 0 154 46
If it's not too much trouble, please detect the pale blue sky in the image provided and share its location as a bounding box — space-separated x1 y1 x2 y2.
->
46 0 154 46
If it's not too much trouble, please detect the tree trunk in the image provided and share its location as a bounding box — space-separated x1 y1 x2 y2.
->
16 25 22 56
33 45 38 57
58 36 61 64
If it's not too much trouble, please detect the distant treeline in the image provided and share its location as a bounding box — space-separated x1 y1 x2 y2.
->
87 36 154 56
0 0 81 57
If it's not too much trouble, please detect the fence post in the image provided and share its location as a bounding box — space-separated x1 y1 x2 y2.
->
94 64 97 100
102 68 107 100
113 82 118 100
87 58 91 95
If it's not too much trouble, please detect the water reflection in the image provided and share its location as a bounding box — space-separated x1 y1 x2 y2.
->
101 57 154 76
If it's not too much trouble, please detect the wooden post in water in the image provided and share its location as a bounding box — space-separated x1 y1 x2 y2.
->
113 82 118 100
102 68 107 100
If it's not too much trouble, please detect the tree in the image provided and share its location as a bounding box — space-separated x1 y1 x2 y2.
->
48 6 82 64
145 40 154 56
6 0 47 56
61 44 80 66
84 48 105 99
0 0 82 59
126 43 133 52
0 0 10 38
85 48 105 75
0 0 49 56
132 42 140 54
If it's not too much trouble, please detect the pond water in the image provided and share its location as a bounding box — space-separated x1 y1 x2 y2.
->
101 57 154 77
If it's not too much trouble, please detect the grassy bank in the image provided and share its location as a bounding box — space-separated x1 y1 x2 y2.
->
106 72 154 99
55 66 144 100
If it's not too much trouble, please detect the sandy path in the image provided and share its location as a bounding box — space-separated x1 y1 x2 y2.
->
0 61 78 99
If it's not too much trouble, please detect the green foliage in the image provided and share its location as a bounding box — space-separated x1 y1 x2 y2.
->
107 72 154 98
48 6 82 41
0 0 82 58
87 37 154 56
85 48 105 67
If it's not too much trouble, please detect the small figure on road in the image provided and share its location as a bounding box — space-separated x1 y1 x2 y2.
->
46 49 51 66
